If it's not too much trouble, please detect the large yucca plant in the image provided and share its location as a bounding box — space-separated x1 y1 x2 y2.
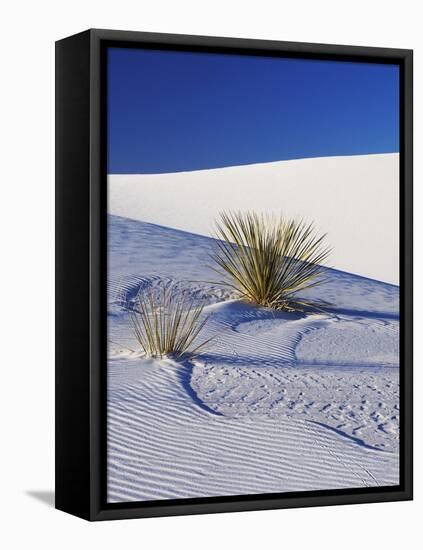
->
211 211 331 310
130 283 213 359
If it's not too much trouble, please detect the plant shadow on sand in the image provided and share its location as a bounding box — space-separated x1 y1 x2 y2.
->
209 298 313 328
322 305 399 321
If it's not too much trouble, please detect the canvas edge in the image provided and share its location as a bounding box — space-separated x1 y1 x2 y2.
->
55 30 92 520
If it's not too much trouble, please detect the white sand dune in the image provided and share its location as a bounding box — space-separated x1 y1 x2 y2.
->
108 153 399 284
107 215 399 502
108 356 398 503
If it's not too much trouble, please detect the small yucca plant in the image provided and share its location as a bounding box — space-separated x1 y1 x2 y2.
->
211 211 331 310
130 283 213 359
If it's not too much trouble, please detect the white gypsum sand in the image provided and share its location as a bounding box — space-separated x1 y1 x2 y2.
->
108 153 399 284
107 215 399 503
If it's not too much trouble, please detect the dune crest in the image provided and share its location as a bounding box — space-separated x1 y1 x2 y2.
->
109 153 399 284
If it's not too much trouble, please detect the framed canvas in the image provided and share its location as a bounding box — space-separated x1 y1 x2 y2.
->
55 29 413 521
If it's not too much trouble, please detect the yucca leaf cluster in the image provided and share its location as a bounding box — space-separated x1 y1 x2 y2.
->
130 284 213 359
212 211 331 310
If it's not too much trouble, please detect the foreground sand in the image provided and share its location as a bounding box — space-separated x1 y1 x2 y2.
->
107 215 399 502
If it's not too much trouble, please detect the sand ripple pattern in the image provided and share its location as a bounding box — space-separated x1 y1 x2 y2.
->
107 216 400 502
108 274 235 316
191 302 399 451
108 357 399 503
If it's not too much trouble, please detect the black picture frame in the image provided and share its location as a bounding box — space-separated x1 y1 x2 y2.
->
55 28 413 521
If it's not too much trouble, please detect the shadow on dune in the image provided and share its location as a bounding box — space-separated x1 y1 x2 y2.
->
307 420 386 452
198 352 397 370
177 360 224 416
323 305 399 321
197 352 294 369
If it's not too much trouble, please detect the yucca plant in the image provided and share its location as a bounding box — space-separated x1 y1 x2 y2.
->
129 283 213 359
211 211 331 311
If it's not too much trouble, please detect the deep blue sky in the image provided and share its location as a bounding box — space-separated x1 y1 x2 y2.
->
108 47 399 174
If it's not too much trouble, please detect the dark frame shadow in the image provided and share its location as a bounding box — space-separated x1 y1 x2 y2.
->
26 490 55 508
